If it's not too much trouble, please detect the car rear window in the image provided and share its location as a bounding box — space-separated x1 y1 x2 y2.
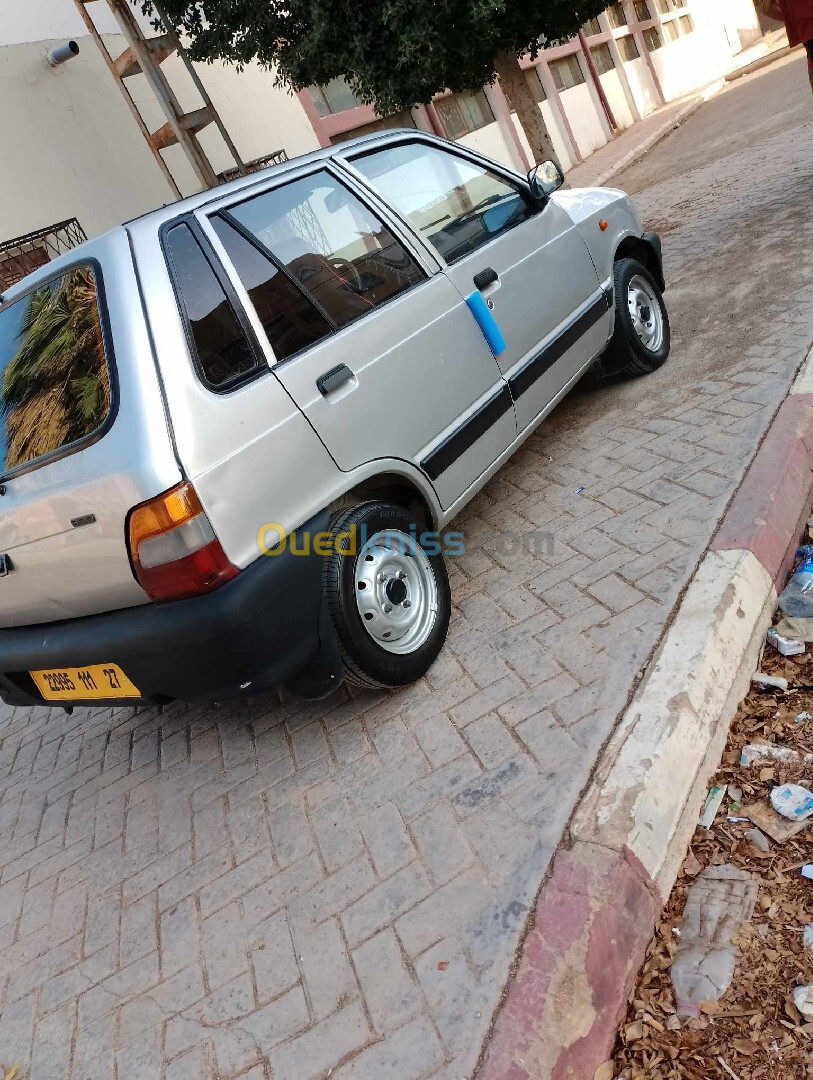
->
0 265 111 474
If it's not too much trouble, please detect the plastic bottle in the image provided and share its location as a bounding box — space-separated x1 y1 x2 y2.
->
778 548 813 617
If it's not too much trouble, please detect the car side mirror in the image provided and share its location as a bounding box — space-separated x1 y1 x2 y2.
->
528 160 564 202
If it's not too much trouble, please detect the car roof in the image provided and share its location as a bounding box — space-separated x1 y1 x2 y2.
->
126 127 440 234
0 128 438 304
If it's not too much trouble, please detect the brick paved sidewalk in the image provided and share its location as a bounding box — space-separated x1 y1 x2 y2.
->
1 58 812 1080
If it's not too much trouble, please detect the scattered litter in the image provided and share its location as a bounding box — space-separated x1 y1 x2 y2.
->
717 1057 742 1080
778 548 813 617
670 865 757 1014
775 615 813 642
740 742 809 766
742 800 811 842
797 711 812 723
728 785 743 804
4 1068 19 1080
751 672 788 691
574 486 585 494
766 627 805 656
804 924 813 951
770 783 813 821
727 816 749 822
699 784 727 828
801 865 813 880
792 985 813 1019
744 826 771 852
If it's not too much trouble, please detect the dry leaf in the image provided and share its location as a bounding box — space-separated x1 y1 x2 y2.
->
593 1063 614 1080
732 1037 759 1056
436 961 449 971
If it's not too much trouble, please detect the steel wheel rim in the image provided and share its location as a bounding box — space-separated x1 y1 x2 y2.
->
627 275 663 352
354 529 439 655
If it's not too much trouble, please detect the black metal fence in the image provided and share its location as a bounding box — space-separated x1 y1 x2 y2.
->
0 218 88 290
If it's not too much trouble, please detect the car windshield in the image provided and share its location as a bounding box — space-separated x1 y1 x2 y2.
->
0 266 110 473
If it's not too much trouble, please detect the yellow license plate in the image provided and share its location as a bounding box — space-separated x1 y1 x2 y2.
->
30 663 140 702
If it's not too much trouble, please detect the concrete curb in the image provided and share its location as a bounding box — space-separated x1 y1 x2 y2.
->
589 81 723 188
725 43 803 82
477 351 813 1080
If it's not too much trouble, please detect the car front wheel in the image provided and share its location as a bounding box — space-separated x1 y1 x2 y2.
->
323 502 451 689
595 256 671 378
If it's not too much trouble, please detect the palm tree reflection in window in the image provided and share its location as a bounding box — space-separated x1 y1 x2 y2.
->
2 267 109 470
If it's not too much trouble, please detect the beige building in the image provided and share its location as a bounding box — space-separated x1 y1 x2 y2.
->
1 0 763 281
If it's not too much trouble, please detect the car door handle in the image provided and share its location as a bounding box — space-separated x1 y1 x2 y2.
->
473 267 499 291
317 363 354 397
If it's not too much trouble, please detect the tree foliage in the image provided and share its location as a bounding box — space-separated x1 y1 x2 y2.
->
149 0 608 116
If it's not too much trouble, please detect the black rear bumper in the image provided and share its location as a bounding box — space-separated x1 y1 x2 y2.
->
0 510 340 708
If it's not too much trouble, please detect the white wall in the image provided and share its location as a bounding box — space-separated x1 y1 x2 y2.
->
600 69 635 131
0 13 320 243
622 54 662 118
458 120 518 169
0 38 173 241
559 82 607 159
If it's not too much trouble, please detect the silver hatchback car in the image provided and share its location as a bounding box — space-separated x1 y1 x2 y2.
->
0 131 669 709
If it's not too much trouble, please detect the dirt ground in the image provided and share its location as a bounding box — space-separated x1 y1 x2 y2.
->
613 604 813 1078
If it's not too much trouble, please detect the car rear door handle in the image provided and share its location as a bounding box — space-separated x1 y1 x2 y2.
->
317 363 354 397
473 267 499 291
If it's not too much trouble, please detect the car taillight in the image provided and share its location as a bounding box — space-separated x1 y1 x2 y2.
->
127 482 238 602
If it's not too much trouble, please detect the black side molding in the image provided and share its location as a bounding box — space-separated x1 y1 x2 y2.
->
421 386 513 481
508 293 609 400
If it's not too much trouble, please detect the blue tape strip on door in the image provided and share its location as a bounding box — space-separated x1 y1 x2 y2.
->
464 290 507 357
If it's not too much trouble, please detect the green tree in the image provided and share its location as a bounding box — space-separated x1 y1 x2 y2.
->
148 0 608 168
3 268 109 469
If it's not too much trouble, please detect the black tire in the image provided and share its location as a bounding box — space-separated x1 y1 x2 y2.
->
323 502 451 689
593 257 671 379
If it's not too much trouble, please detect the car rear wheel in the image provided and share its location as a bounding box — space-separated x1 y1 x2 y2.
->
323 502 451 689
593 257 671 379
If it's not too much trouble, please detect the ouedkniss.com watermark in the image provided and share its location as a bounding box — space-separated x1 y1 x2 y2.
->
256 522 555 558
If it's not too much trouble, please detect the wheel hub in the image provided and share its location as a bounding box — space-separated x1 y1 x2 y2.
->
355 530 439 655
627 275 663 353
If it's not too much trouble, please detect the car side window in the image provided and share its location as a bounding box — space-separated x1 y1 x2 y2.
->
224 170 425 331
352 143 535 264
165 223 258 390
210 215 333 363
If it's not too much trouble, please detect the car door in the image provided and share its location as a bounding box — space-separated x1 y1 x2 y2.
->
345 137 611 433
199 162 516 510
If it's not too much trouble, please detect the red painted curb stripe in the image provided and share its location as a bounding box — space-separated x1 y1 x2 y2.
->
477 843 658 1080
712 393 813 587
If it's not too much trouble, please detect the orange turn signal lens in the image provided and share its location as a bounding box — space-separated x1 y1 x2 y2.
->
129 482 203 549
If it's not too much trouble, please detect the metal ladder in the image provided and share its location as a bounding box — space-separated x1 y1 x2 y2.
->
73 0 247 197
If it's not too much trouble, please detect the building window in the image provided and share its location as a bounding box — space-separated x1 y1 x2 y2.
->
663 18 680 40
524 67 547 103
435 90 495 140
583 17 602 35
606 3 628 28
310 77 363 117
590 43 616 75
679 14 694 32
655 0 671 11
330 112 416 143
643 25 663 49
549 54 585 92
618 34 641 61
633 1 652 21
